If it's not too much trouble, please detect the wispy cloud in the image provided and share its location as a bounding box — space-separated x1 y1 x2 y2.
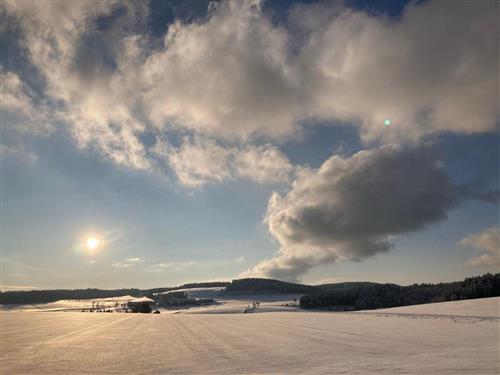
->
147 257 245 272
155 137 295 188
112 257 142 268
310 277 340 286
0 144 39 163
1 284 38 291
1 71 54 135
146 261 198 272
460 226 499 267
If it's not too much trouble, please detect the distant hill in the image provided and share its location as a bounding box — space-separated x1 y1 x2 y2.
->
0 282 229 305
0 288 146 305
4 275 498 307
0 279 395 304
300 273 500 311
174 281 229 290
224 278 318 294
316 282 381 293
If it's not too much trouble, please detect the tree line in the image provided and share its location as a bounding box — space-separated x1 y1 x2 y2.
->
300 273 500 310
0 282 229 305
224 278 318 294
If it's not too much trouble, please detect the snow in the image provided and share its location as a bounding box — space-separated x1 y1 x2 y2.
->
179 293 302 314
362 296 500 317
128 297 155 303
0 295 145 312
1 297 498 374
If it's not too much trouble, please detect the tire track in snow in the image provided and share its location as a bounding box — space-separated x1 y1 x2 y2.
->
181 316 255 364
349 312 500 323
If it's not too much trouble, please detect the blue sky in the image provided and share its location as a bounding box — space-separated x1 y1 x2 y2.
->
1 0 498 290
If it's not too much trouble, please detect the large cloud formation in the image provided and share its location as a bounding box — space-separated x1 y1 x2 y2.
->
460 226 500 267
2 0 497 178
3 0 151 169
144 0 498 141
244 145 460 280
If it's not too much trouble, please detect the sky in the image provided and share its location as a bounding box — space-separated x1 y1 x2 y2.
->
1 0 498 290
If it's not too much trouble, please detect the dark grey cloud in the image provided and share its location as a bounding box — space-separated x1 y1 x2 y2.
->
245 144 461 281
454 184 500 204
474 191 500 203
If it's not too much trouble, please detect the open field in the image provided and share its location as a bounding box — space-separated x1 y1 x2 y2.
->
1 297 499 374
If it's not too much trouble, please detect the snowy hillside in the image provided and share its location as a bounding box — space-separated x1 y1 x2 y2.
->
1 297 498 374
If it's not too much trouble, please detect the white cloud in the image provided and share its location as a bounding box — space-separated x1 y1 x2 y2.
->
161 137 233 188
290 0 497 141
3 0 497 180
234 144 294 184
142 0 497 141
310 277 340 285
157 137 294 188
147 261 197 272
0 144 38 163
1 71 53 135
142 0 299 139
4 0 151 170
243 144 459 281
0 284 38 291
460 226 499 267
1 71 53 163
147 256 246 272
112 257 141 268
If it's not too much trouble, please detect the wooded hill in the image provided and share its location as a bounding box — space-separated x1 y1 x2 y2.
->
0 282 229 305
2 274 498 308
300 273 500 310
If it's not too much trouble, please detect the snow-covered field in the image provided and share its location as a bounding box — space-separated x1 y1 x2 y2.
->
0 295 150 312
0 292 302 314
1 297 499 374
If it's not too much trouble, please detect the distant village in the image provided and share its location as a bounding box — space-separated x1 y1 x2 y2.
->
82 290 217 314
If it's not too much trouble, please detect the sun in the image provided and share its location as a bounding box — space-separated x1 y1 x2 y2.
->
86 237 100 250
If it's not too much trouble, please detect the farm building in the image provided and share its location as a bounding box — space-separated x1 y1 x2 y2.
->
127 297 154 313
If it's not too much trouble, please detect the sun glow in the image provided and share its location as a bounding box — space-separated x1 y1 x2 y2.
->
86 237 100 251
